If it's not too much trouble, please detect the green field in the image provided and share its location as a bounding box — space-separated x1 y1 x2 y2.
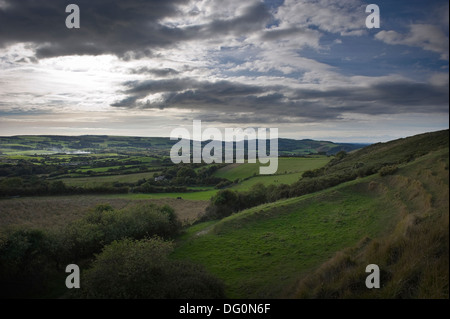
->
213 157 331 191
229 173 303 190
214 157 330 180
51 157 330 195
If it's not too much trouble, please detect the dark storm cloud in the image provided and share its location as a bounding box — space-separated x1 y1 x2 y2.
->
0 0 190 58
130 67 180 77
111 78 273 108
291 81 449 108
111 77 449 122
261 27 312 40
0 0 272 59
203 2 272 36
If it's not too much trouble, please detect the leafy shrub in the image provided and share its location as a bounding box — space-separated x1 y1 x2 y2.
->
202 183 270 221
63 203 181 259
76 238 225 299
0 228 56 297
379 165 399 177
302 168 324 178
215 180 232 189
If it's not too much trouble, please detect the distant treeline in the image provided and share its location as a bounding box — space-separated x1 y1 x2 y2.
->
152 164 231 187
0 177 202 197
0 159 164 178
0 178 130 197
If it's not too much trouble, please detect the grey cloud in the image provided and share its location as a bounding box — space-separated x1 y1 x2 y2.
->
203 2 271 37
110 96 139 108
292 82 449 108
375 24 449 60
261 27 316 41
111 77 449 122
130 67 180 77
15 57 38 64
0 0 272 59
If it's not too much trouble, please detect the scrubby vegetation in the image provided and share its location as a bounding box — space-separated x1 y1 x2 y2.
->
62 203 181 259
75 238 225 299
0 203 224 299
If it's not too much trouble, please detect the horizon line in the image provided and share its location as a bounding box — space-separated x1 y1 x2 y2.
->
1 128 449 145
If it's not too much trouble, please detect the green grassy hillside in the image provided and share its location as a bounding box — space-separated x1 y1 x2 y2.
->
321 129 449 176
172 145 449 298
295 148 449 299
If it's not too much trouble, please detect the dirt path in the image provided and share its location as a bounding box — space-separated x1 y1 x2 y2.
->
195 225 214 236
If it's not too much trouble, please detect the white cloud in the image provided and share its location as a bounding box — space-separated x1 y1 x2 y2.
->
375 24 449 60
429 72 449 87
275 0 366 36
0 52 131 113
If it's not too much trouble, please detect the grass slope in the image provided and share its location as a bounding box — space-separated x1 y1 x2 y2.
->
322 129 448 176
295 148 449 299
172 147 449 299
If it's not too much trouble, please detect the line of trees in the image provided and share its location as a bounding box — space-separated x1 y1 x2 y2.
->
0 178 129 197
152 164 232 189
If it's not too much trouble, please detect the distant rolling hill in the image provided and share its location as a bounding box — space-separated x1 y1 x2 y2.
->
0 135 366 156
277 138 367 156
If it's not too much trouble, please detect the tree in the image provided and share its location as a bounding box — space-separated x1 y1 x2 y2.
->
335 151 348 160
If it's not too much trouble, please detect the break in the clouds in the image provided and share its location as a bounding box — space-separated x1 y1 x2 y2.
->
0 0 448 142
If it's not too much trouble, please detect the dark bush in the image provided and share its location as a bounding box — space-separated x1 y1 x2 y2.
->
75 238 225 299
215 180 232 189
63 203 181 259
379 165 399 177
0 228 56 298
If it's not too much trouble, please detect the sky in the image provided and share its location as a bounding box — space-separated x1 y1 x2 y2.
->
0 0 448 143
